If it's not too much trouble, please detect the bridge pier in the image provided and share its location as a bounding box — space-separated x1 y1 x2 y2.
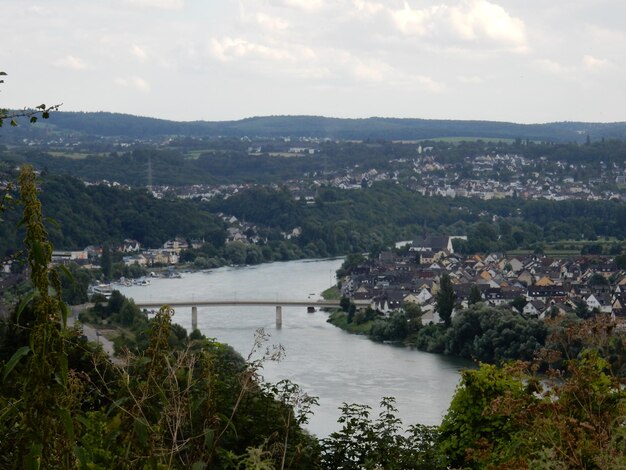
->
276 306 282 328
191 306 198 331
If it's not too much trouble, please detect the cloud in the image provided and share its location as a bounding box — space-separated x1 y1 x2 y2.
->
583 54 611 70
392 2 439 36
210 37 291 62
352 0 384 15
256 13 289 31
270 0 325 12
389 0 527 51
55 55 87 70
115 76 151 92
125 0 184 10
458 75 484 84
449 0 526 48
131 44 147 61
534 58 568 75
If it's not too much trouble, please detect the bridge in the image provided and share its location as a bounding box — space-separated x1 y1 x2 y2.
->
133 298 370 329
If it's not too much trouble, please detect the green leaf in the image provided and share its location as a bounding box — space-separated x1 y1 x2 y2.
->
60 301 71 329
58 408 75 441
36 104 46 110
32 240 46 266
10 119 17 127
45 216 60 228
203 428 215 450
42 112 50 119
2 346 30 382
30 116 37 124
73 446 87 469
192 462 206 470
134 417 149 447
16 290 36 323
0 71 7 76
108 396 130 415
24 443 42 470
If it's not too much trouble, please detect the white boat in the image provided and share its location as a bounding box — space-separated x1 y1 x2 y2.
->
89 283 113 298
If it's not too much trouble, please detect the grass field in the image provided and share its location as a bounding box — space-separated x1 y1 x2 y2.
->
505 237 623 257
47 151 93 159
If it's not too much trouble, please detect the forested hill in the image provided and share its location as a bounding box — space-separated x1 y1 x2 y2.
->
8 111 626 142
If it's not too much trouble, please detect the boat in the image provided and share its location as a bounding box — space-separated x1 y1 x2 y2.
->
88 283 113 299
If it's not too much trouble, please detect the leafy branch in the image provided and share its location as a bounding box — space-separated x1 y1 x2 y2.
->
0 71 61 127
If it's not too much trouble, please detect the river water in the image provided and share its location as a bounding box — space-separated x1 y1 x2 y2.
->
117 258 469 437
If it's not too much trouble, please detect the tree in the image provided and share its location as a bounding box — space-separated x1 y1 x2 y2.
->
404 302 423 334
320 398 440 469
100 243 113 281
510 295 527 314
435 273 455 327
438 363 528 469
468 284 482 305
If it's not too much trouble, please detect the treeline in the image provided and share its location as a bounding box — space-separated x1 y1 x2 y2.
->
6 111 626 142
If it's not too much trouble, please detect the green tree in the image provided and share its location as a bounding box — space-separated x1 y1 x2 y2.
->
100 243 113 281
468 284 482 305
404 302 423 334
435 273 455 327
321 398 440 469
438 363 528 469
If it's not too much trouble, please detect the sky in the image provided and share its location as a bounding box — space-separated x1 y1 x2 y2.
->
2 0 625 123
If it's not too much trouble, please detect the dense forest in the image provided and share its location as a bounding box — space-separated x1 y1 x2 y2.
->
0 170 226 254
4 111 626 142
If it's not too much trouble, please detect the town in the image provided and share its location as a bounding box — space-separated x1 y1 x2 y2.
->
341 235 626 324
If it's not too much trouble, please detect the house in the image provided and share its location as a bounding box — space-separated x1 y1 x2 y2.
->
120 239 141 253
410 236 454 254
523 300 545 317
162 237 188 254
51 250 88 266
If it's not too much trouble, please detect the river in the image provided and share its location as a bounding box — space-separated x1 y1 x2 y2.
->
117 258 470 437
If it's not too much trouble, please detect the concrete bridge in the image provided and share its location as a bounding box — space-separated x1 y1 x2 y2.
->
133 298 369 329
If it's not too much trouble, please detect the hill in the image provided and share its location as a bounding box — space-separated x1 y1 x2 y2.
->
5 111 626 142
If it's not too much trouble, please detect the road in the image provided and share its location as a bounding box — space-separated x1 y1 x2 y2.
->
69 304 122 365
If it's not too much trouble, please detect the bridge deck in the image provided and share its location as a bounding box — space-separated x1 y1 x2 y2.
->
134 299 369 308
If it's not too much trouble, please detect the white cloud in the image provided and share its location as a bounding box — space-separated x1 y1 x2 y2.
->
125 0 184 10
115 76 151 92
256 13 289 31
583 54 611 69
210 37 295 62
131 44 147 61
458 75 484 84
534 58 568 75
352 59 389 82
449 0 526 48
392 2 439 36
352 0 384 15
390 0 526 51
55 55 87 70
270 0 325 12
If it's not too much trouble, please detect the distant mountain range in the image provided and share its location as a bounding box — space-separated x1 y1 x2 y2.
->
8 111 626 142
